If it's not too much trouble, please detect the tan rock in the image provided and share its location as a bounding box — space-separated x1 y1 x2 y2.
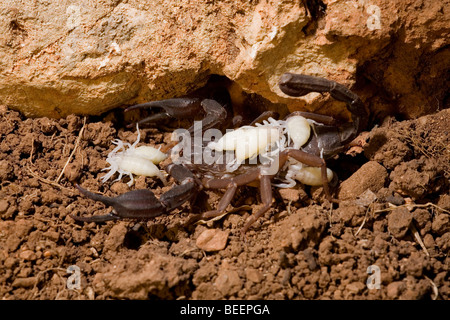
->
388 207 413 239
19 249 37 261
338 161 387 200
214 268 242 297
104 222 128 251
278 188 300 202
0 0 446 120
432 214 450 236
386 281 406 299
245 268 264 283
12 277 37 288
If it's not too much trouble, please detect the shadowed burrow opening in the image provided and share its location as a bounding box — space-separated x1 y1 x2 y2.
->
123 230 142 250
123 223 149 250
301 0 327 35
123 222 183 250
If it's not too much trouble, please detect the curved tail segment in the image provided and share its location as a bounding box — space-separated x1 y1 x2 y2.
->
278 73 368 146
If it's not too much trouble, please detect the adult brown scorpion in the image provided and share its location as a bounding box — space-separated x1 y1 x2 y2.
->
71 73 368 235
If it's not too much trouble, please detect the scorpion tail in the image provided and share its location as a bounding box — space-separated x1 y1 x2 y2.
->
279 72 368 145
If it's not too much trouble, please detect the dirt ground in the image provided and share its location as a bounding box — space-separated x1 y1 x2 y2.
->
0 104 449 300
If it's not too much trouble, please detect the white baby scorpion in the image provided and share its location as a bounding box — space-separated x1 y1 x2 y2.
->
101 124 168 186
206 115 334 187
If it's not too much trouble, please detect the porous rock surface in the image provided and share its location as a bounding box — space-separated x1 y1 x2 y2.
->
0 0 448 119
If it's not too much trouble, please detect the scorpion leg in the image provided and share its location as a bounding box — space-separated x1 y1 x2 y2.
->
240 149 333 233
193 180 238 221
187 150 332 234
240 174 273 235
187 168 279 235
71 164 198 223
185 169 262 226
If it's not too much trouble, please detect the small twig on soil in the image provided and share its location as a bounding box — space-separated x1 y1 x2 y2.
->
49 131 56 145
425 276 440 300
355 205 371 236
27 135 73 191
55 117 86 184
29 137 35 164
410 222 429 257
326 204 333 224
26 166 75 193
374 202 450 215
287 200 293 215
31 267 67 299
194 205 252 225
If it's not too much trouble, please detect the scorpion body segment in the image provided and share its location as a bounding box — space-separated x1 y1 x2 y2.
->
73 73 368 234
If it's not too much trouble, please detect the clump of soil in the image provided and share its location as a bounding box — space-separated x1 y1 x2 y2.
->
0 105 449 300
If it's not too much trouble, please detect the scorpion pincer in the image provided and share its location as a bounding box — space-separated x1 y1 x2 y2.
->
71 73 368 235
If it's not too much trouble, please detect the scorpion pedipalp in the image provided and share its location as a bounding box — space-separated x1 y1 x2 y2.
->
71 164 199 223
70 184 165 222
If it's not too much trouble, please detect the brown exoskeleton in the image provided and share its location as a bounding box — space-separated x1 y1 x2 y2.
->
71 73 368 235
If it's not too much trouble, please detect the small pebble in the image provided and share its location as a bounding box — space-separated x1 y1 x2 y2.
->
432 214 450 236
245 268 264 283
388 207 412 238
19 250 37 261
44 230 60 242
12 277 37 288
338 161 387 200
214 268 242 296
386 281 405 299
385 195 405 206
278 188 300 202
355 189 377 207
43 250 53 258
196 229 229 252
0 199 9 213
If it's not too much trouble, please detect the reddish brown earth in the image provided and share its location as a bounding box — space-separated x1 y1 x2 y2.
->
0 105 449 300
